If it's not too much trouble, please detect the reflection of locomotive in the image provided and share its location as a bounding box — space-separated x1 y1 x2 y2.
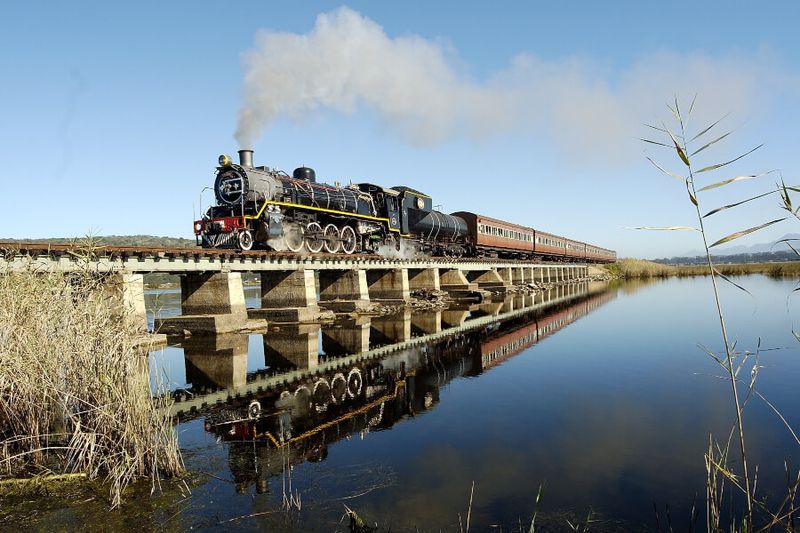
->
194 149 616 262
208 337 480 495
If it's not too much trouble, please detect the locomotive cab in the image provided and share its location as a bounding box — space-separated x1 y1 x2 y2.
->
355 183 402 232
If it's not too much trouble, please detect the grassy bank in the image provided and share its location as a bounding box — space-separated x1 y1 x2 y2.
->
607 258 800 279
0 269 182 507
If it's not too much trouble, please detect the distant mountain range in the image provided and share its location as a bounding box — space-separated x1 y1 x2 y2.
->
0 235 197 248
655 233 800 264
678 233 800 258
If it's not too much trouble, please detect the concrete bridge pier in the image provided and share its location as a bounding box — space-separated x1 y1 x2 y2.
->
322 317 371 356
263 324 320 369
465 269 508 291
183 334 249 390
520 267 531 285
367 268 410 303
511 267 526 285
249 269 320 323
156 272 248 334
318 269 370 312
498 267 514 286
102 271 147 331
440 269 481 299
408 268 440 291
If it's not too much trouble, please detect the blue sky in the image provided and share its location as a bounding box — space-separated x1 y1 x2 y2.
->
3 1 800 258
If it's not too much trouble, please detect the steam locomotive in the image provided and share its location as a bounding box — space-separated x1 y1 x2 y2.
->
194 149 616 263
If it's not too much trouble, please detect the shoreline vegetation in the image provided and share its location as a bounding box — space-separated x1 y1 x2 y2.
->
0 267 183 507
605 258 800 280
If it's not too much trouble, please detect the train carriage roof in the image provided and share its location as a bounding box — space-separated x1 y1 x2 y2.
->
451 211 533 232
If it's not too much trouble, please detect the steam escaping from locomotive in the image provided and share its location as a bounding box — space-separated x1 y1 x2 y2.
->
234 6 510 147
234 7 780 160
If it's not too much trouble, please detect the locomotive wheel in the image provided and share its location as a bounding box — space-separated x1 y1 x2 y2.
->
284 224 305 253
330 373 347 404
247 400 261 419
237 230 254 251
312 378 331 412
340 226 357 254
346 368 363 398
323 224 340 253
305 222 324 253
294 385 311 413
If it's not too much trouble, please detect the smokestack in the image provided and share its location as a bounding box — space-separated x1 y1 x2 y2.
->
238 149 254 167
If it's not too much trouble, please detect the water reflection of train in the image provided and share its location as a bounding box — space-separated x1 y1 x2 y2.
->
200 288 616 493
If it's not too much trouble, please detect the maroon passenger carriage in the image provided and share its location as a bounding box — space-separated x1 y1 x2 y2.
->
452 211 616 262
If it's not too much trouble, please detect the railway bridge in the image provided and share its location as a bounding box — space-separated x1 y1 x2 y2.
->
0 242 597 334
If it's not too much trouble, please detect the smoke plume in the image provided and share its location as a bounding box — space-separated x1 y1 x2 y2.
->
236 7 793 161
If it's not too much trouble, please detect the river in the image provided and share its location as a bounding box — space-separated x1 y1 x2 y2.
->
5 275 800 531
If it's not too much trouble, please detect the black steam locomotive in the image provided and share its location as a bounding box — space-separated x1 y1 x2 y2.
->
194 149 616 262
195 149 466 256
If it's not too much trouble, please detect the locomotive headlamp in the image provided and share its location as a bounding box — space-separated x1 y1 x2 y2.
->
416 197 425 209
218 154 232 167
194 222 203 233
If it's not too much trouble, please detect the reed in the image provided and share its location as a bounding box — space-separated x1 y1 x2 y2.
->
641 97 800 530
609 260 800 279
608 258 677 279
0 266 182 507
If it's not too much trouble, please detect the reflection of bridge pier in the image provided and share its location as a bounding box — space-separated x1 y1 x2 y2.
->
263 324 320 369
411 311 442 335
183 334 249 390
501 295 518 313
370 311 412 344
322 317 371 356
474 301 504 317
441 308 470 328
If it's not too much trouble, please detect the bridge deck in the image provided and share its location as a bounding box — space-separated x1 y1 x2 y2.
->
0 241 587 273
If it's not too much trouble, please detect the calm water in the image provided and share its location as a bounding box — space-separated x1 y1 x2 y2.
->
7 276 800 531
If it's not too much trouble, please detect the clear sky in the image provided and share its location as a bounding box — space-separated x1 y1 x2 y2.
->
3 1 800 258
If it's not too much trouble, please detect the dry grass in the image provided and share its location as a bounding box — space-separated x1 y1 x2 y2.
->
606 258 677 279
0 266 182 507
608 259 800 280
675 261 800 278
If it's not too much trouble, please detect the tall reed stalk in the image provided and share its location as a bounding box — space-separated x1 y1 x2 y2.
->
640 97 793 530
